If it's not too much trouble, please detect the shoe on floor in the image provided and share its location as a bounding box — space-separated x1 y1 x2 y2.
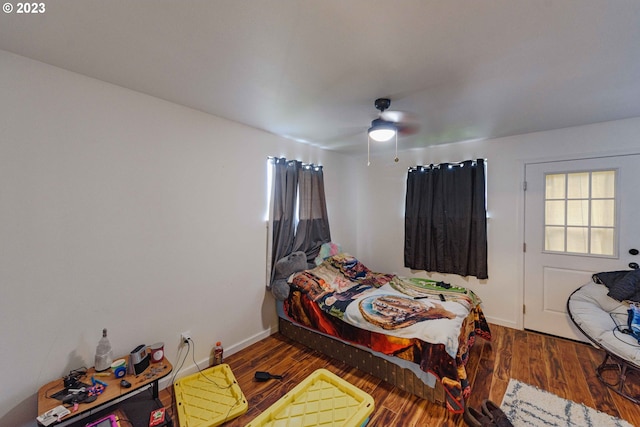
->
481 399 514 427
463 405 495 427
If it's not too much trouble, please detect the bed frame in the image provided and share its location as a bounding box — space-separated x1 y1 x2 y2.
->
278 316 446 406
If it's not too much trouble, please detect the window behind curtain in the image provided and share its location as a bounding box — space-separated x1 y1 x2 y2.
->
267 158 299 288
292 164 331 258
404 159 488 279
267 158 331 289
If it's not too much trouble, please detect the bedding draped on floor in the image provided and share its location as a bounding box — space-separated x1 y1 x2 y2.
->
283 253 491 413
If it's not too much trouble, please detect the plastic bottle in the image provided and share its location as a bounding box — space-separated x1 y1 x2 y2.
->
94 328 113 372
212 341 223 366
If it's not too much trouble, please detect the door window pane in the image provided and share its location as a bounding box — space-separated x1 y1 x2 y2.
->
591 200 615 227
591 228 614 255
566 227 588 253
545 226 565 252
567 200 589 226
543 169 616 256
567 173 589 199
592 171 615 198
545 200 565 225
545 174 565 199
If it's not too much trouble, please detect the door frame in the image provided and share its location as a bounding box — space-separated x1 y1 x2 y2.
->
518 148 640 331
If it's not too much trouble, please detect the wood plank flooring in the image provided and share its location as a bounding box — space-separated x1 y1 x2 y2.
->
158 324 640 426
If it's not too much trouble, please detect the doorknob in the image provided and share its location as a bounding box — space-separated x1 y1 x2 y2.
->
629 249 639 255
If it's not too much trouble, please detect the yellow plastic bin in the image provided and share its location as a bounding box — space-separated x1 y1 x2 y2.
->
245 368 374 427
174 364 248 427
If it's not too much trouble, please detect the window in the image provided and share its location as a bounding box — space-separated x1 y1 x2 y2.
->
404 159 488 279
266 157 331 288
544 170 616 256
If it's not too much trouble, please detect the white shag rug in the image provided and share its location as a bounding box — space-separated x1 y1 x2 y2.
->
500 379 633 427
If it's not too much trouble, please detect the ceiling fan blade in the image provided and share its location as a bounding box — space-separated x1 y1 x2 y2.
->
380 110 418 124
396 122 420 136
380 110 420 136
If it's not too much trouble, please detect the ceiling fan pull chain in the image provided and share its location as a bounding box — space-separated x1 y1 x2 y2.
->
367 135 371 166
395 132 399 163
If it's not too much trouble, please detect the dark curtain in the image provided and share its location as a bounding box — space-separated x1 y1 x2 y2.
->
404 159 488 279
268 158 300 288
268 158 331 288
292 164 331 262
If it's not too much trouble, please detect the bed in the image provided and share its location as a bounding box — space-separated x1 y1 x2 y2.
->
276 253 491 413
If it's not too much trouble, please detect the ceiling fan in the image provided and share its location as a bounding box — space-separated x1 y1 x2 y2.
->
367 98 419 165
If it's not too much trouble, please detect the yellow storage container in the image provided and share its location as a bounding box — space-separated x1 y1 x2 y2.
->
245 368 374 427
174 364 248 427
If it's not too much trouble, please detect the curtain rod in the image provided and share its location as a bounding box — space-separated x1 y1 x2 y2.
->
408 158 486 171
267 156 323 169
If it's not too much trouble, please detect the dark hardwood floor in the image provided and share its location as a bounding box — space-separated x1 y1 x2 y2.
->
159 324 640 426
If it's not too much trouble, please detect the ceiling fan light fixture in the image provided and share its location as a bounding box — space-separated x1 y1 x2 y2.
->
368 118 397 142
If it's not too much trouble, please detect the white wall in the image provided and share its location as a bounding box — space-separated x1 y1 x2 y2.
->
354 117 640 329
0 50 356 426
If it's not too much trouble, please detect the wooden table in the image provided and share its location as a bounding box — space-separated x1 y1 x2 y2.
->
37 356 172 426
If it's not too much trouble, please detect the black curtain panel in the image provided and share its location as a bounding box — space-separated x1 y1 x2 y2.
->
404 159 488 279
268 158 300 288
292 164 331 261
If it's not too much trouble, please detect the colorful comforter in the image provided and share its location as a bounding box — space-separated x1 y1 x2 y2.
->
284 253 491 413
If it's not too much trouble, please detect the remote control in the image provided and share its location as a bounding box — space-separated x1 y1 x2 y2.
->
37 405 70 426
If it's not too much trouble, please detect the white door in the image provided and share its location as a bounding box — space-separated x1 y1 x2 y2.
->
523 154 640 341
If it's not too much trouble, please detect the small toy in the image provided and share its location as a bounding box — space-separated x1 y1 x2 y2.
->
87 376 107 396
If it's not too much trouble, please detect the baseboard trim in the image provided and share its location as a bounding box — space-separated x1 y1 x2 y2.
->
484 316 518 330
160 325 277 389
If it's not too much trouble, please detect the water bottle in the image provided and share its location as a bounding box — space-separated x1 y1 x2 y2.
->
95 328 113 371
212 341 223 366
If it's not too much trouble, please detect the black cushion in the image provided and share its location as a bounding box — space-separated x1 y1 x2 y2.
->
603 269 640 302
592 270 630 288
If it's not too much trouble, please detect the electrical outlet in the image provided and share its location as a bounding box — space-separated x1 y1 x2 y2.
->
180 331 191 345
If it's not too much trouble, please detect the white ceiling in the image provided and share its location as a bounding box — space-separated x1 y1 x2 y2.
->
2 0 640 154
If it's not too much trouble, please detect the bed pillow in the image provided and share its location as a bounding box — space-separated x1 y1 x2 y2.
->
271 251 309 300
314 242 342 265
